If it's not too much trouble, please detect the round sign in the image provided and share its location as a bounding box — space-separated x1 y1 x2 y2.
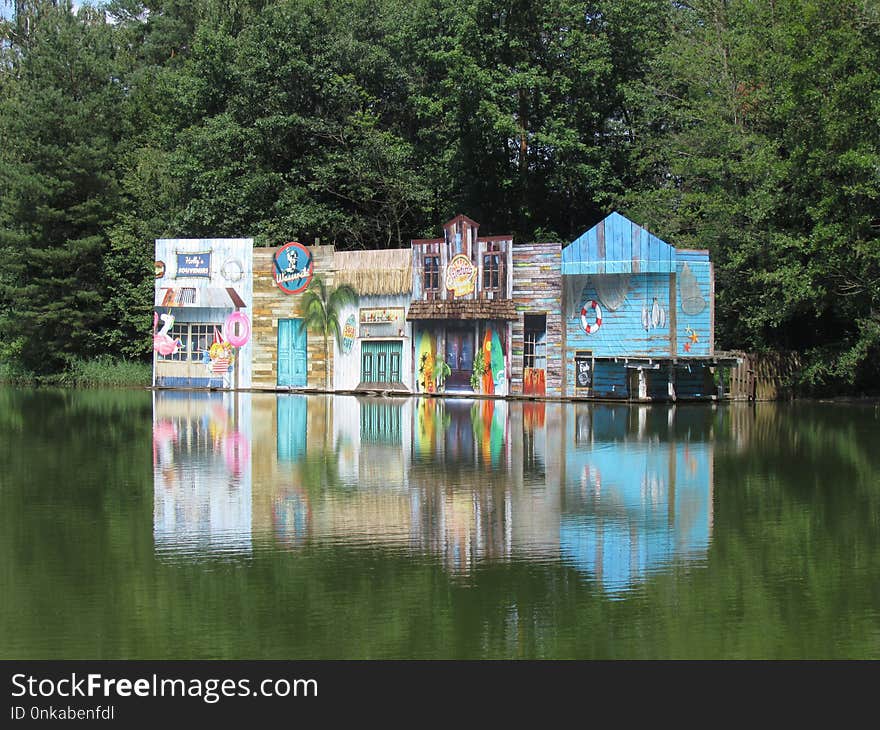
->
445 253 476 297
273 242 314 295
154 260 166 279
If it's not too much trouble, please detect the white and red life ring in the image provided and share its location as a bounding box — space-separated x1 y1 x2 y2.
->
580 300 602 334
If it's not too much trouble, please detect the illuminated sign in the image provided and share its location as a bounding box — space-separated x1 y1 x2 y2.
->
176 252 211 278
273 242 314 295
445 254 476 297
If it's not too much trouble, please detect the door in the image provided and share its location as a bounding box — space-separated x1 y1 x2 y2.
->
361 341 402 384
445 327 474 389
278 319 308 387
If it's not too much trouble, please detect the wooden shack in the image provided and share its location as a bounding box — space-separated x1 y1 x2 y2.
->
561 212 736 399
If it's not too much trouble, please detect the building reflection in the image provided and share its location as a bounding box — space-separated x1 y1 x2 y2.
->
152 391 252 557
153 393 715 594
560 404 714 594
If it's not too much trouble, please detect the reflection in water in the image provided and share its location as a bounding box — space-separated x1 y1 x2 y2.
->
560 405 712 595
152 391 252 557
153 393 712 594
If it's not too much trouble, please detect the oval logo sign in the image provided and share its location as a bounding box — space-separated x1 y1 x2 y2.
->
445 254 476 297
273 242 314 295
155 260 166 279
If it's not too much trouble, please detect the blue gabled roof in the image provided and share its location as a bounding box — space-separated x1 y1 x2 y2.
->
562 212 676 275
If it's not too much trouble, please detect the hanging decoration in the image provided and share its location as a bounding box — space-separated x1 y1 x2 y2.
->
683 326 700 352
222 311 251 348
221 258 244 282
679 263 707 315
592 274 630 311
580 300 603 334
342 314 357 354
206 327 235 374
153 312 183 356
642 297 667 332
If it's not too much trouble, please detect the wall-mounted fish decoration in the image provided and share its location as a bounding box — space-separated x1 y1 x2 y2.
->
642 297 667 331
679 263 707 315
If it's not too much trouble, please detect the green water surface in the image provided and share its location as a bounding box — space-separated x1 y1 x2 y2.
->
1 388 878 659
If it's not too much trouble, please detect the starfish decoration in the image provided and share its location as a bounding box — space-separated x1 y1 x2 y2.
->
684 341 692 352
685 326 699 344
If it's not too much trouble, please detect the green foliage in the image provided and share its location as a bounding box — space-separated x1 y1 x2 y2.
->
433 357 451 391
2 0 880 391
470 348 486 391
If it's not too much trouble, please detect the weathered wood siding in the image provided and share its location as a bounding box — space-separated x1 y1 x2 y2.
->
511 242 563 397
411 215 513 302
252 245 337 389
675 250 713 358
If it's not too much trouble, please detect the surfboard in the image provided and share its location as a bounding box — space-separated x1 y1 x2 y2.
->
417 331 435 393
481 329 494 394
490 329 504 393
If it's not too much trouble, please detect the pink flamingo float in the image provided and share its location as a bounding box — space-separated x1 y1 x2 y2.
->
153 312 183 356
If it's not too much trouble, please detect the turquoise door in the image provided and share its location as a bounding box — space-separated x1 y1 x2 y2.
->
278 319 308 387
361 340 402 384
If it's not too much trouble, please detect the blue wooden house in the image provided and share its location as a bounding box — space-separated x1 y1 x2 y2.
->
561 212 734 399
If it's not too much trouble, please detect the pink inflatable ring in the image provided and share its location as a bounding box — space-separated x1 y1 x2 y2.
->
223 311 251 348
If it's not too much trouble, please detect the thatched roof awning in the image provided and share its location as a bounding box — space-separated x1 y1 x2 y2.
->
407 299 518 321
333 249 412 296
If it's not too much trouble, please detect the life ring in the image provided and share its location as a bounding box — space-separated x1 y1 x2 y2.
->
580 300 602 334
223 311 251 347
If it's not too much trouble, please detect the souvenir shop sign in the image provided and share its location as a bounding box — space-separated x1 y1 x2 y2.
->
445 254 476 297
176 252 211 277
274 242 314 295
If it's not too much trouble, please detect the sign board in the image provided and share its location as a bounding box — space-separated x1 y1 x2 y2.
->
155 260 166 279
575 351 593 390
273 242 314 295
176 252 211 278
359 308 404 324
445 254 476 298
342 314 357 354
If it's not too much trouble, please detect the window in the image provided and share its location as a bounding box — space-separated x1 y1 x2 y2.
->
523 314 547 370
483 252 500 290
158 322 218 362
424 256 440 292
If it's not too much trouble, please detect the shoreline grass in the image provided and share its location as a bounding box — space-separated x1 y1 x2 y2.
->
0 356 151 388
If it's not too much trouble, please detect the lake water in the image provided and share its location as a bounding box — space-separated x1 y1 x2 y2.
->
1 388 879 659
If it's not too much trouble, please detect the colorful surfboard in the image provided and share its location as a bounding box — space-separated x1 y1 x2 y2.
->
482 329 494 394
490 329 504 393
417 331 435 393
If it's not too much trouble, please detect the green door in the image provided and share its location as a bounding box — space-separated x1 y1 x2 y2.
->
361 340 402 384
278 319 307 387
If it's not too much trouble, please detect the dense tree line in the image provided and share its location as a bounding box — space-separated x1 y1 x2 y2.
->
0 0 877 391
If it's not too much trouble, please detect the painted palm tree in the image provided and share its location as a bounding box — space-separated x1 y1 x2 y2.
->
298 276 358 390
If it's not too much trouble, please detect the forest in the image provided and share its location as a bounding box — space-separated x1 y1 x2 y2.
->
1 0 878 391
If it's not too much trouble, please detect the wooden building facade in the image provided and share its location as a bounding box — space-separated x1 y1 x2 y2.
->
561 212 733 400
408 215 517 395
